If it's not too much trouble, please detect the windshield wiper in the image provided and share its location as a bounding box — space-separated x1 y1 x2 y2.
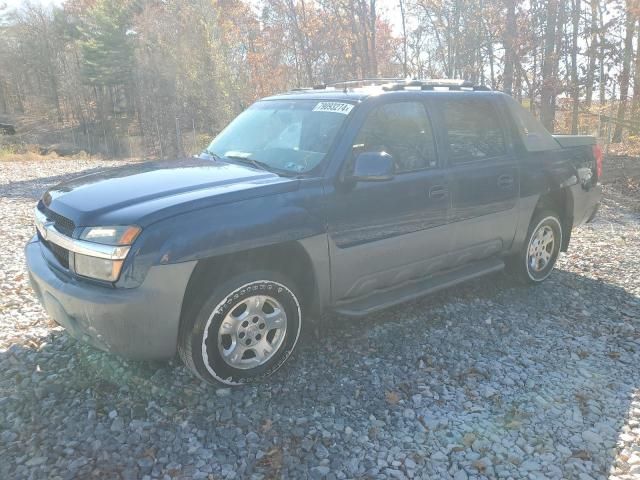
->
202 150 296 177
223 155 295 177
202 148 223 162
224 155 268 171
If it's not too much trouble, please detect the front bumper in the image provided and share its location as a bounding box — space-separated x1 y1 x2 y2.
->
25 237 196 360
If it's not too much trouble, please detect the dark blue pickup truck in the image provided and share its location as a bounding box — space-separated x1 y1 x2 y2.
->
26 79 602 385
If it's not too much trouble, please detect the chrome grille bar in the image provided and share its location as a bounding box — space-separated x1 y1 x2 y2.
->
34 208 130 261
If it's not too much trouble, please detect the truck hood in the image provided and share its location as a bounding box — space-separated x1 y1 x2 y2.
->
42 158 298 227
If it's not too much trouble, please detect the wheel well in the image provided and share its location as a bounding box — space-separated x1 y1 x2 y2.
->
180 242 318 323
533 187 573 251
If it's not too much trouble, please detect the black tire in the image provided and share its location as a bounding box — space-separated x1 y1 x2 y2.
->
178 270 302 386
510 209 563 284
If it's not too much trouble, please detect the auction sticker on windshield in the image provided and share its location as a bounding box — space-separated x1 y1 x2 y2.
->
312 102 354 115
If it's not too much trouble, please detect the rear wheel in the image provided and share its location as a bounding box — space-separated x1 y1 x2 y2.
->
511 210 563 283
178 270 302 385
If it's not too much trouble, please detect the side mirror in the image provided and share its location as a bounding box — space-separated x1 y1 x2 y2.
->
350 151 395 182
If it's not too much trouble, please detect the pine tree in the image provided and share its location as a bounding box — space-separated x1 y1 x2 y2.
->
79 0 134 87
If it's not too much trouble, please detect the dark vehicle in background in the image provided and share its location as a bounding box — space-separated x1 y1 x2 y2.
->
0 123 16 135
25 79 602 385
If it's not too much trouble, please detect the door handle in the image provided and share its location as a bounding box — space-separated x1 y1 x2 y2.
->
429 185 449 200
497 174 514 188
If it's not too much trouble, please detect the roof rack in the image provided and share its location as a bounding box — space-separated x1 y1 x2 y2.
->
291 79 406 91
381 78 491 91
323 78 406 88
291 78 491 92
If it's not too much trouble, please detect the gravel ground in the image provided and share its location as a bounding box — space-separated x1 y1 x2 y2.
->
1 158 639 480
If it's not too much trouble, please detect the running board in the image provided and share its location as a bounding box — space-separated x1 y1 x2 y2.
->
332 257 505 317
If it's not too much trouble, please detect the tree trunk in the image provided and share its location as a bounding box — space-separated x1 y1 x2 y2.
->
399 0 408 77
488 40 495 87
630 22 640 121
585 0 599 108
285 0 313 85
48 65 63 123
369 0 377 76
570 0 580 134
553 0 565 120
540 0 559 131
299 0 314 84
503 0 517 94
451 3 460 78
347 0 365 77
612 4 635 142
598 0 606 106
531 43 537 114
597 11 607 137
515 64 522 102
15 80 24 114
356 0 371 77
347 0 364 78
0 80 7 114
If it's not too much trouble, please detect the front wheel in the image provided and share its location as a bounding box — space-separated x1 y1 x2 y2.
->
511 210 563 283
178 271 302 385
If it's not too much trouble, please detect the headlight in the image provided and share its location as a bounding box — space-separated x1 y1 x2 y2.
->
72 254 124 282
72 225 141 281
79 225 141 245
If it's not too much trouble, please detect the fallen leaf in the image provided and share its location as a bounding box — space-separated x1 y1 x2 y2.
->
261 418 273 432
572 450 592 461
143 447 156 458
473 459 487 473
385 391 401 405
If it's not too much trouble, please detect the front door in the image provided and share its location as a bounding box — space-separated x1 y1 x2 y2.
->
326 100 451 302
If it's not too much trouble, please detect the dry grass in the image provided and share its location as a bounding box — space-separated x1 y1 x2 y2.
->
0 143 93 162
0 152 62 162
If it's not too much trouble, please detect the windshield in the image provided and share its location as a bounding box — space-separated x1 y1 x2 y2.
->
205 99 354 174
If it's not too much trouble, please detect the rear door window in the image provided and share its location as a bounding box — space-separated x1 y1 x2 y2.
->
439 97 507 163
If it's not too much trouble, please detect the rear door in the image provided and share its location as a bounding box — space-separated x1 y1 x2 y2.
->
430 94 519 264
327 99 451 302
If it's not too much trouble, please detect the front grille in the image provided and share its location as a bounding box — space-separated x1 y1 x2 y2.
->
36 202 73 269
49 240 70 268
38 231 70 269
37 201 76 237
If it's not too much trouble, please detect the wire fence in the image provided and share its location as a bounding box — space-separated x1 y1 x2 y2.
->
0 115 215 160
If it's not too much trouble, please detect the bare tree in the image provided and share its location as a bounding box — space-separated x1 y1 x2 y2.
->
502 0 517 94
584 0 599 108
540 0 559 131
570 0 580 134
631 21 640 121
399 0 408 77
612 1 635 142
369 0 378 76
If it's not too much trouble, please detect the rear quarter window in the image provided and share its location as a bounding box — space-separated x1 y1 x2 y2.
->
504 96 561 152
439 97 507 163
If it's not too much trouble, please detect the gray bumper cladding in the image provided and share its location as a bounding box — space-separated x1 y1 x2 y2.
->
25 239 196 360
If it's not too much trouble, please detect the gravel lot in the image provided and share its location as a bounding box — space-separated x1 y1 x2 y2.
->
1 158 639 480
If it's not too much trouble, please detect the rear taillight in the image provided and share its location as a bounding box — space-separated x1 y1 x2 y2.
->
592 144 603 180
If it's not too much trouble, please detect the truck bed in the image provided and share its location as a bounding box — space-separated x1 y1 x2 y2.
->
552 135 597 148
